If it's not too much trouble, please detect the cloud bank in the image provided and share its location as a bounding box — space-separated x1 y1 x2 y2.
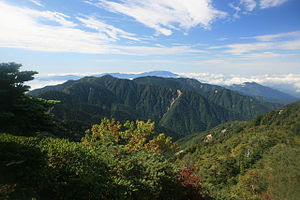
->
180 72 300 97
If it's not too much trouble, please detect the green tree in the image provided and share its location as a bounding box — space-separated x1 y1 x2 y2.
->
0 62 56 136
82 118 178 154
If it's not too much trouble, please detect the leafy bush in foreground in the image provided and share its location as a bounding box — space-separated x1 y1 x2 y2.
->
0 118 208 200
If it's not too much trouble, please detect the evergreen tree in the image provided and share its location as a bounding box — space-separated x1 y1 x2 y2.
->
0 62 56 136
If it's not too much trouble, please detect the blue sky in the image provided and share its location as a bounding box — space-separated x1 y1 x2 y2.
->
0 0 299 80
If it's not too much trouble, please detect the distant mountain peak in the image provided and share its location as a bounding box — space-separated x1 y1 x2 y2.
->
139 70 181 77
100 74 116 79
244 81 258 85
226 81 299 104
33 71 183 90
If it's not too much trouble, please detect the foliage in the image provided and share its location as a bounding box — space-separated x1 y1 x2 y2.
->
0 134 110 199
178 101 300 200
82 118 179 154
177 167 209 199
0 62 57 136
0 118 206 199
231 145 300 200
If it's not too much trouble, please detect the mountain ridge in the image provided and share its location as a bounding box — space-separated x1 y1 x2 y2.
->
225 81 299 104
30 75 281 139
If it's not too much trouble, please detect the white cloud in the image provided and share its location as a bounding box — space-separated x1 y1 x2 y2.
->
219 42 272 54
238 51 292 59
0 1 200 55
217 31 300 55
179 72 300 96
229 3 241 11
0 2 110 53
32 11 77 27
252 31 300 41
211 31 300 55
110 44 202 56
230 0 288 16
29 0 44 7
228 3 241 18
260 0 289 9
85 0 227 36
28 80 66 90
77 16 140 41
217 37 229 41
240 0 257 11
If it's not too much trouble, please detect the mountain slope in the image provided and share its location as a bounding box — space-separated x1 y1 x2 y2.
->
134 77 281 115
225 81 299 104
177 101 300 199
30 76 281 139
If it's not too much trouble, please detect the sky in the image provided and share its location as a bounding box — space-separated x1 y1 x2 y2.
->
0 0 299 91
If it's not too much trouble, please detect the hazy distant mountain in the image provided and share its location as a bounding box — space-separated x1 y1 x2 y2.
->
225 82 299 104
99 71 181 79
36 75 82 81
263 83 300 99
36 71 181 82
136 71 182 78
31 71 182 90
30 76 281 139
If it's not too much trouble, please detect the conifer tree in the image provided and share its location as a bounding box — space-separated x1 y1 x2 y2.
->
0 62 55 135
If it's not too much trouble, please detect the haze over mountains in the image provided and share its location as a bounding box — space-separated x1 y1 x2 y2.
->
225 82 299 104
36 71 181 81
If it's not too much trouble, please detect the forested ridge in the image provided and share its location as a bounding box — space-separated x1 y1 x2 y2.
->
177 101 300 199
29 74 281 140
1 63 299 200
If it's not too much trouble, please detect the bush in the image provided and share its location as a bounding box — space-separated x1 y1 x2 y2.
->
0 133 206 199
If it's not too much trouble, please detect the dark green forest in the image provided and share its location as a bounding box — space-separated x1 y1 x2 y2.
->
1 63 299 200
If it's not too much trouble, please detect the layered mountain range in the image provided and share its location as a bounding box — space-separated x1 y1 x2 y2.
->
30 75 281 139
36 70 181 81
225 81 299 104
